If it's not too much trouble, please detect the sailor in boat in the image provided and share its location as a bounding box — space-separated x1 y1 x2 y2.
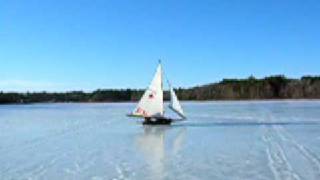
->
128 61 186 125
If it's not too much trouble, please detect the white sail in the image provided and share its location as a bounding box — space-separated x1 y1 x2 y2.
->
131 64 164 117
169 87 186 119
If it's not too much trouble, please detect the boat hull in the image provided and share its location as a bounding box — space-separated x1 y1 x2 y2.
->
143 117 172 125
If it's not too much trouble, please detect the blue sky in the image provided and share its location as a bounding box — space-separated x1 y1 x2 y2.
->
1 0 320 92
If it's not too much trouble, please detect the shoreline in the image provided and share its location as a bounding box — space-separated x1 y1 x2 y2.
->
1 99 320 105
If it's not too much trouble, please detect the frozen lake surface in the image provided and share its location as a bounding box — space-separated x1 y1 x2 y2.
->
1 101 320 180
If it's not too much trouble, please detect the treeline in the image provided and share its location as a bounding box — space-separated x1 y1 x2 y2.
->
0 90 144 104
176 75 320 100
0 75 320 104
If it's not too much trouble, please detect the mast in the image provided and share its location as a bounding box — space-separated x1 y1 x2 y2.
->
159 59 164 116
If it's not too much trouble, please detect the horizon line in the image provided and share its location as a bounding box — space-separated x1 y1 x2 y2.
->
1 74 319 93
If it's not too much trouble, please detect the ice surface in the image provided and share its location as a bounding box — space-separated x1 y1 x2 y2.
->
1 101 320 180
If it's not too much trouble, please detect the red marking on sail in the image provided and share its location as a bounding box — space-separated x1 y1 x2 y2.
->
136 107 148 116
148 91 156 99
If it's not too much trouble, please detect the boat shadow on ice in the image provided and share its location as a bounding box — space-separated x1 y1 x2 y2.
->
171 121 320 128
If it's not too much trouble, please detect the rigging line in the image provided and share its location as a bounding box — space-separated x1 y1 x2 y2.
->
159 59 172 89
163 69 172 89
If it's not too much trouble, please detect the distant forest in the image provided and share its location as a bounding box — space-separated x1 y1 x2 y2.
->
1 75 320 104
